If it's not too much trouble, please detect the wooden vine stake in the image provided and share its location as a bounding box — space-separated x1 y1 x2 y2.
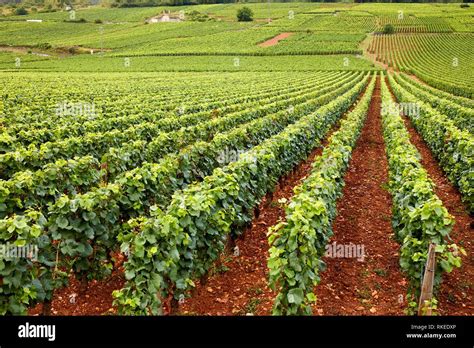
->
418 243 436 316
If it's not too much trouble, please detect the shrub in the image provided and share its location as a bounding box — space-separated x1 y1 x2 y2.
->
460 3 470 8
188 10 210 22
383 24 395 35
237 7 253 22
14 7 28 16
36 43 52 50
65 18 87 23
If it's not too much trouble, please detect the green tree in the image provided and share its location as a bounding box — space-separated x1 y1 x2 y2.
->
237 7 253 22
383 24 395 35
14 7 28 15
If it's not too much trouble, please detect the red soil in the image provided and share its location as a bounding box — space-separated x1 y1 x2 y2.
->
314 77 408 316
258 33 293 48
28 271 125 316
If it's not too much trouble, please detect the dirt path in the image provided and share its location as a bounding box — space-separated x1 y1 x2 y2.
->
0 44 110 58
404 72 431 87
360 34 392 72
386 77 473 316
258 33 293 48
314 77 407 316
0 45 51 56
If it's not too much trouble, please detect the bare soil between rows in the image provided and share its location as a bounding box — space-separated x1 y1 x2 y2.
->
314 77 408 316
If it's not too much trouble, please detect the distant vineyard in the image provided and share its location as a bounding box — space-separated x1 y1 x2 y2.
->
368 33 474 98
375 15 453 33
